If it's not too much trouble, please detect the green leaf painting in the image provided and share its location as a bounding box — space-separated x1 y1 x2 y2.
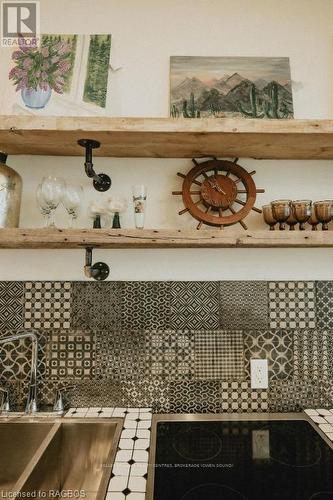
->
83 35 112 108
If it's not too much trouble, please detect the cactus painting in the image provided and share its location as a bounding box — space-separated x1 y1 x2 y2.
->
170 56 294 119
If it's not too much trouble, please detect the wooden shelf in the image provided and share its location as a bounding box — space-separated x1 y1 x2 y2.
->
1 116 333 159
1 228 333 249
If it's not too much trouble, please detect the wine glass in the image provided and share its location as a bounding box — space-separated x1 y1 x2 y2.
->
314 200 333 230
39 176 66 227
271 200 291 231
291 200 312 230
108 196 128 229
88 201 110 228
62 185 83 228
262 205 277 230
36 184 52 227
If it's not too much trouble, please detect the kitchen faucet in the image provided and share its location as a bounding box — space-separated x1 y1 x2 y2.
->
0 330 38 413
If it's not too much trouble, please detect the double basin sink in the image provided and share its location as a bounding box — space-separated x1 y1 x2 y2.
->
0 417 123 500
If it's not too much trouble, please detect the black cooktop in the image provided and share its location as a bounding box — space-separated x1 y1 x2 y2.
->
153 420 333 500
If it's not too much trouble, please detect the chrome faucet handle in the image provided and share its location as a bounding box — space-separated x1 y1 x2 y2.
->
0 387 10 413
53 385 75 414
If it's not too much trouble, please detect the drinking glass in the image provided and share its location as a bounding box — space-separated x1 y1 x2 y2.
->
62 185 83 228
314 200 333 230
108 196 128 229
36 184 52 227
286 212 297 231
262 205 276 230
132 185 147 229
271 200 291 231
39 176 66 227
308 209 319 231
291 200 312 230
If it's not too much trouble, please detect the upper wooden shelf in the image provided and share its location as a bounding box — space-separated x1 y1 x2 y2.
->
1 228 333 249
1 116 333 159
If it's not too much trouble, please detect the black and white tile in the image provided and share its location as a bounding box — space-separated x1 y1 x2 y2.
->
244 330 293 380
122 282 170 331
220 381 269 412
293 329 332 381
145 330 195 379
220 281 269 330
268 281 316 329
269 380 333 412
46 330 95 379
122 379 170 413
96 330 146 380
0 282 24 331
72 282 123 330
194 330 243 380
316 281 333 329
24 282 71 329
168 380 220 413
170 282 219 330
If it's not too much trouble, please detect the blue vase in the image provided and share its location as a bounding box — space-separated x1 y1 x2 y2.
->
21 86 52 109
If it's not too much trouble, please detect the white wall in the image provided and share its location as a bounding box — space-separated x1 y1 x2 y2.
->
1 0 333 281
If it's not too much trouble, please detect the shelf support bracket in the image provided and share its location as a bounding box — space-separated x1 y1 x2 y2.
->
78 139 112 192
84 247 110 281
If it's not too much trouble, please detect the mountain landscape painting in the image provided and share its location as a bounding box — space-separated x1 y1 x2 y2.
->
170 56 294 119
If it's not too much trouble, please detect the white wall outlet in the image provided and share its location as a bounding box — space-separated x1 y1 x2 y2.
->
250 359 269 389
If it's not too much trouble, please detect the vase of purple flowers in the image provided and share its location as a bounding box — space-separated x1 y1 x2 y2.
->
9 38 72 109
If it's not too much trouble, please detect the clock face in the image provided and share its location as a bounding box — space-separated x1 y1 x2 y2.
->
201 174 237 210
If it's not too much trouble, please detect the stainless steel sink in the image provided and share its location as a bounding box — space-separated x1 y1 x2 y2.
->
0 421 54 494
0 418 122 500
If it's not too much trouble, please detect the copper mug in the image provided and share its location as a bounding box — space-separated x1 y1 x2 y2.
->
291 200 312 231
271 200 291 230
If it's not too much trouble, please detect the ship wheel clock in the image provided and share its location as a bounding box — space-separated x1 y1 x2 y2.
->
172 158 265 230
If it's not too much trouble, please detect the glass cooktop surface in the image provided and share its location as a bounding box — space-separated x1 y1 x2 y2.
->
153 420 333 500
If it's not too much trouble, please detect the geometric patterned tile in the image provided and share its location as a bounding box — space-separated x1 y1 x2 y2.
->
244 330 293 381
70 379 130 408
268 281 316 329
46 330 95 379
293 330 332 381
71 282 123 330
220 381 269 412
145 331 194 379
316 281 333 329
122 282 171 331
95 330 146 381
168 380 220 413
219 281 268 330
0 282 24 330
194 330 243 380
170 282 219 330
24 282 71 329
269 379 333 412
0 329 47 382
123 378 170 413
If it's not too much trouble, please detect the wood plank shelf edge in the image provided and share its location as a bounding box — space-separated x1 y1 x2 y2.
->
0 229 333 249
1 116 333 159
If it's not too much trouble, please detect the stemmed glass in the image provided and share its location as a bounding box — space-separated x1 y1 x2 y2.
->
271 200 291 231
62 185 83 228
262 205 277 230
314 200 333 230
37 176 66 228
291 200 312 230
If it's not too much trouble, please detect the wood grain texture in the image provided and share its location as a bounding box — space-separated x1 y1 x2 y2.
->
1 228 333 248
1 116 333 158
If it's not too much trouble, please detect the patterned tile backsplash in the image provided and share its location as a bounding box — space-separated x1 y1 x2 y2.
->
0 280 333 413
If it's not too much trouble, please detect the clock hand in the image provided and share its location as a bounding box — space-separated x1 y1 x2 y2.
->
208 179 227 196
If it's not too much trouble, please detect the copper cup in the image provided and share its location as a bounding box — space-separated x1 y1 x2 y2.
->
314 200 333 230
291 200 312 230
262 204 277 230
286 212 297 231
308 209 319 231
271 200 291 230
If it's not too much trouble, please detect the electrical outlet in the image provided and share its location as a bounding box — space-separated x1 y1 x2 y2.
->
250 359 268 389
252 430 270 460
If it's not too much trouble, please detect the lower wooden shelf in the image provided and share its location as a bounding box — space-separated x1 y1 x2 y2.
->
0 228 332 249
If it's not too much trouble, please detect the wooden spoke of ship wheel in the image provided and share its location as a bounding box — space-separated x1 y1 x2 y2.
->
235 198 262 214
177 172 202 187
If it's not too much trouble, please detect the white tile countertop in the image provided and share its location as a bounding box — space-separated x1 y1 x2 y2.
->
65 407 152 500
304 408 333 442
